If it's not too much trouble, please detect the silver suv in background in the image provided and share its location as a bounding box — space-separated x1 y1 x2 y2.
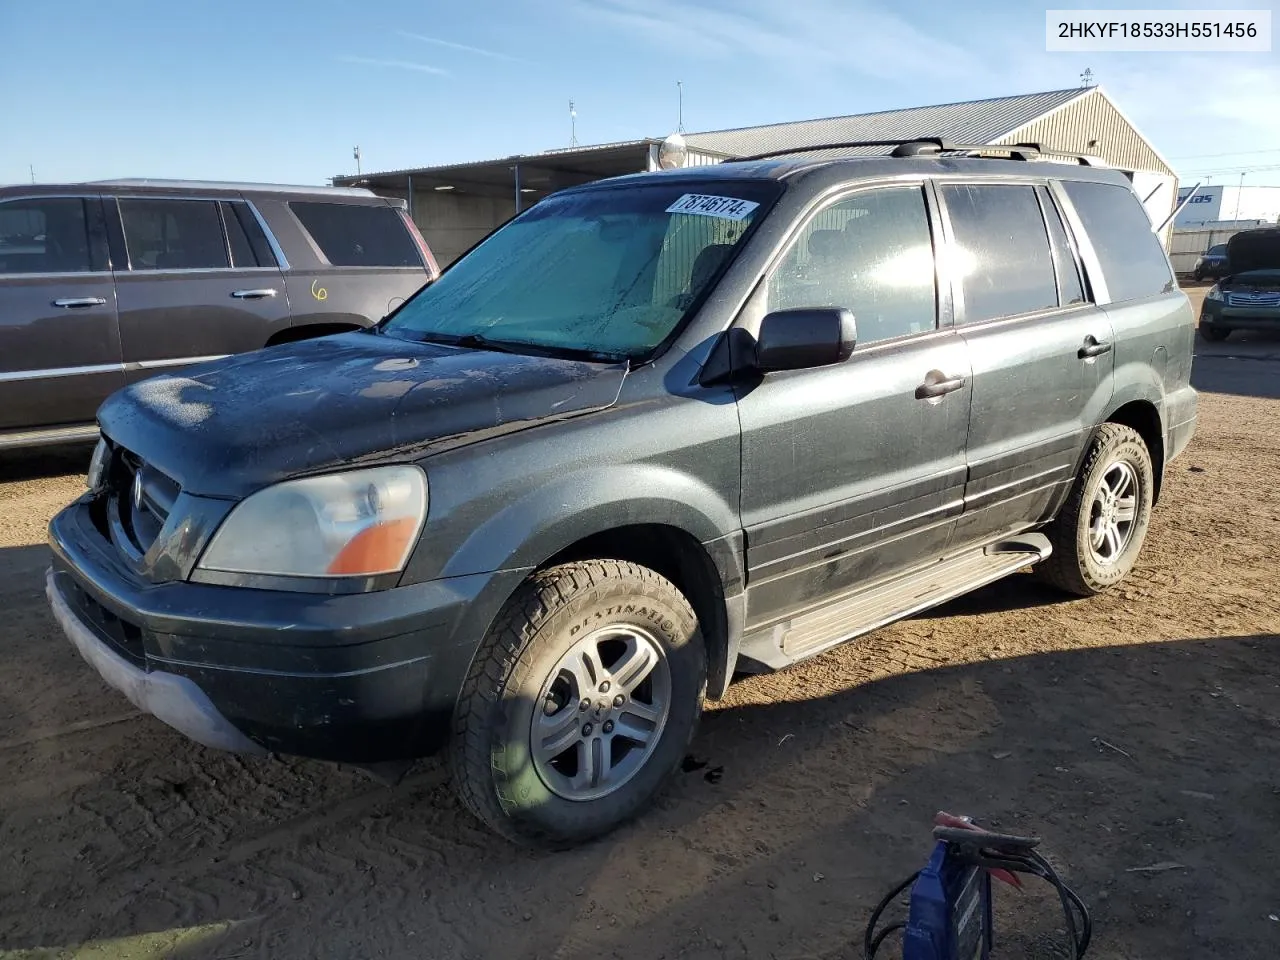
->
0 180 438 450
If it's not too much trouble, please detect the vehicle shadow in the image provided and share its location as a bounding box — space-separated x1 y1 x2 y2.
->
0 441 93 484
923 570 1073 618
4 538 1275 960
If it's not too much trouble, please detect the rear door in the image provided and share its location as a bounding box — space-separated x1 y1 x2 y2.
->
109 195 290 383
259 198 430 330
938 180 1114 547
0 194 123 432
736 182 972 629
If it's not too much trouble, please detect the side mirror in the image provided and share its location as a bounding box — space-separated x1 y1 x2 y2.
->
754 308 857 372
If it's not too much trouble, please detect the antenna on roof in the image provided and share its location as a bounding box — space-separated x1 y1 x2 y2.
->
353 146 361 176
676 80 684 133
569 100 578 147
1080 67 1094 87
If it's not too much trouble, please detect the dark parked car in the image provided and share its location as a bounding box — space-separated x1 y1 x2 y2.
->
1192 242 1228 281
1 179 438 449
1199 227 1280 341
47 147 1197 845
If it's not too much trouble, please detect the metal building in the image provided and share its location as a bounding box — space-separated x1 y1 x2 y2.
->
335 85 1176 266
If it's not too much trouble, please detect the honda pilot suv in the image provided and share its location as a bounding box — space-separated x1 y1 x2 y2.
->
1 179 438 450
46 143 1197 846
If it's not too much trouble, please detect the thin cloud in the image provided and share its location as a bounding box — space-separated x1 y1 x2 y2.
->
397 31 529 64
573 0 976 82
339 55 449 76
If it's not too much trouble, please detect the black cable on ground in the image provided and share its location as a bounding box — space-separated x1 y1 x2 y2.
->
863 871 920 960
867 920 906 957
1029 850 1092 958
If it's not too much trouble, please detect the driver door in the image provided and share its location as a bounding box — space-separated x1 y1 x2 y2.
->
734 183 973 629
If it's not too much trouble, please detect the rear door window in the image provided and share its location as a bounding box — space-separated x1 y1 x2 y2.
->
0 198 94 274
220 201 259 268
1061 180 1175 301
289 201 420 267
119 198 229 270
941 183 1058 324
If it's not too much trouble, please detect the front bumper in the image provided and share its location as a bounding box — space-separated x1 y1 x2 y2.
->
47 570 264 754
1200 300 1280 330
47 497 526 762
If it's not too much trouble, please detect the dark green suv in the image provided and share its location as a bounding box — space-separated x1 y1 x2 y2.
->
47 144 1197 845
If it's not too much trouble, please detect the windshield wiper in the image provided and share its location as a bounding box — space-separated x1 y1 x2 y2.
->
392 329 622 363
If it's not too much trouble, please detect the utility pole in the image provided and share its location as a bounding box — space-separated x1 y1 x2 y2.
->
1232 171 1245 221
353 146 362 176
29 164 35 184
677 80 684 133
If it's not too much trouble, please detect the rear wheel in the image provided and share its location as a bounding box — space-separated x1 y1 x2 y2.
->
1198 322 1230 342
450 560 704 846
1034 423 1154 597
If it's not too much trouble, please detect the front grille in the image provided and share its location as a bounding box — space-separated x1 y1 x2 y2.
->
1226 290 1280 308
103 444 181 558
63 578 146 667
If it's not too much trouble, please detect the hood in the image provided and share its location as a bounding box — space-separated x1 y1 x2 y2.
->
98 332 628 498
1226 229 1280 275
1222 268 1280 287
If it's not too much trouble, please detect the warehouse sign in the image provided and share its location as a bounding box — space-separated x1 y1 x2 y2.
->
666 194 760 220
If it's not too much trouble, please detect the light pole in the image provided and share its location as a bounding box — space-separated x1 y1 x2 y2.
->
1231 171 1245 221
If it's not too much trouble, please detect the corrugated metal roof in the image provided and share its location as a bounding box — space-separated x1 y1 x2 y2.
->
684 88 1088 158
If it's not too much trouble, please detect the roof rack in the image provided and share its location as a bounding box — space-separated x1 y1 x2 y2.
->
733 138 1101 166
85 178 376 196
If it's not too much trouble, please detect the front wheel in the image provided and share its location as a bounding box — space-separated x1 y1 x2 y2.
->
450 560 704 846
1198 322 1230 342
1034 423 1155 597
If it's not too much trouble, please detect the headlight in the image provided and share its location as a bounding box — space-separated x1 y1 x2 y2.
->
197 465 427 578
86 437 108 492
1205 285 1224 302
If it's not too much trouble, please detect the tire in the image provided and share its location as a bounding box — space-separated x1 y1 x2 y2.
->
1034 423 1155 597
449 560 705 847
1198 323 1230 342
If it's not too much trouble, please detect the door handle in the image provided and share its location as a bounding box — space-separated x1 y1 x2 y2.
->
231 288 278 299
52 297 106 308
915 371 967 400
1078 336 1113 359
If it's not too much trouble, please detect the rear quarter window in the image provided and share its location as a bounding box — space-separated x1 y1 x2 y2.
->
1061 180 1175 302
289 201 420 268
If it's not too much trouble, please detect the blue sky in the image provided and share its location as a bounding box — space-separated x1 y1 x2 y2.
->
3 0 1278 187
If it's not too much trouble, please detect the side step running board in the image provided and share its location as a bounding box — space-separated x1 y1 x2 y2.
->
741 533 1052 669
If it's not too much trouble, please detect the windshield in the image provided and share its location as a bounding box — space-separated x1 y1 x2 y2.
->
382 180 780 360
1208 244 1227 256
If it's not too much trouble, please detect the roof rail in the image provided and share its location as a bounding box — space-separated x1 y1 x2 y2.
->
84 178 376 196
733 138 1101 166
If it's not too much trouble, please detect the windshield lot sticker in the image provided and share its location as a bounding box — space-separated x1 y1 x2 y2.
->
666 194 759 220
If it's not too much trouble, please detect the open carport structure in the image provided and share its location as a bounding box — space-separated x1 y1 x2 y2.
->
335 85 1177 266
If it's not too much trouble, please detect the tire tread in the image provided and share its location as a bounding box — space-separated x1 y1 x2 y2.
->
449 560 694 845
1036 422 1150 596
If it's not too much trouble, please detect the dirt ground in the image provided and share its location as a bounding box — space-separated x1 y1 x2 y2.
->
1 288 1277 960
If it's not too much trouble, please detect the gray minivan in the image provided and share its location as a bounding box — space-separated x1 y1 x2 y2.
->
0 179 438 449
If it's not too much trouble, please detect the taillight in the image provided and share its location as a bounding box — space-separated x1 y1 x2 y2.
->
398 208 439 277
